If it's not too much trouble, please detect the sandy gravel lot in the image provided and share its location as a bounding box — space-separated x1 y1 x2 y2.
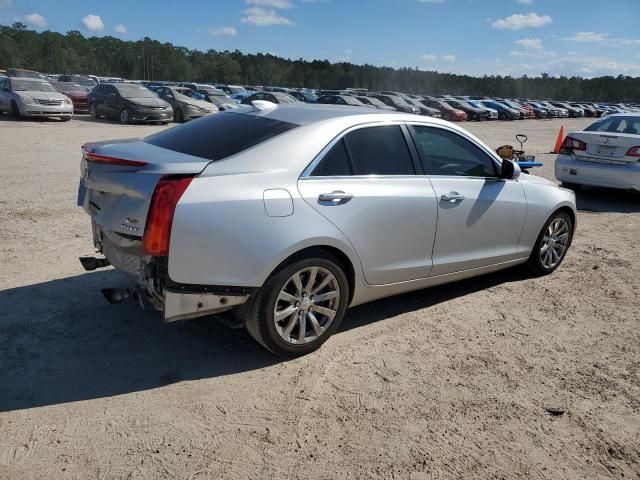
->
1 114 639 480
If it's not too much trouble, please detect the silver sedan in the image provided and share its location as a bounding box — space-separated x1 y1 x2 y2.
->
78 102 577 356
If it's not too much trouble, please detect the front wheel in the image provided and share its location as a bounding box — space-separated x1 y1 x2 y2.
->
174 109 184 123
499 112 508 121
119 108 130 125
527 211 573 275
245 253 349 357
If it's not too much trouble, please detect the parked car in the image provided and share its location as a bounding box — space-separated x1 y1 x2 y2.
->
52 81 90 113
538 101 569 118
0 76 73 120
78 104 576 356
316 95 368 107
286 90 318 103
404 98 443 118
442 98 488 121
369 94 420 114
499 99 531 119
215 85 247 95
526 101 556 118
551 102 583 118
190 86 237 110
58 74 98 88
477 100 520 120
5 68 47 80
467 100 499 120
421 98 467 121
88 82 173 124
154 86 217 122
354 96 397 111
241 91 300 105
555 113 640 191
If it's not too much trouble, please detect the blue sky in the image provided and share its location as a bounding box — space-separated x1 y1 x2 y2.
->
2 0 639 77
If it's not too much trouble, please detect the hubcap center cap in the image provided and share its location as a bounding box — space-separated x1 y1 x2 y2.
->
300 298 312 310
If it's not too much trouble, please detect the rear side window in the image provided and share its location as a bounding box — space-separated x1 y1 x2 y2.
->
344 126 414 175
411 126 496 177
311 139 352 176
145 112 299 161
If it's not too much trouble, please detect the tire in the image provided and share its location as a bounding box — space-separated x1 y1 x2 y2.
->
60 115 71 122
119 108 130 125
174 109 184 123
527 211 573 276
244 252 350 357
89 103 100 119
10 101 21 119
499 112 508 121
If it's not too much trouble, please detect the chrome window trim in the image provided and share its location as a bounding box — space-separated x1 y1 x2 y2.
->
301 119 503 179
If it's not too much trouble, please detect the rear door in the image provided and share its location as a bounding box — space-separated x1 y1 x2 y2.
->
409 124 526 276
298 124 438 285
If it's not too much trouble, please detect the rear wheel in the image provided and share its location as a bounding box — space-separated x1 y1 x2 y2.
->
527 211 573 275
245 253 349 357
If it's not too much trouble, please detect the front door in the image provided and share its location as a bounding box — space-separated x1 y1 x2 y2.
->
298 124 438 285
409 125 526 276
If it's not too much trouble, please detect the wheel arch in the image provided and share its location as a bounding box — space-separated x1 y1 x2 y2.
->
265 244 358 305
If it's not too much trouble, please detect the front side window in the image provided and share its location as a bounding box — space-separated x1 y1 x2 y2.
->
345 125 415 176
411 126 496 177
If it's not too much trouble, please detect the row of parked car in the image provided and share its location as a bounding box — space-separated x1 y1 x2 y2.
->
1 67 639 124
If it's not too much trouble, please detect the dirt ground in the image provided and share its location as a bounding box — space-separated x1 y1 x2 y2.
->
1 114 639 480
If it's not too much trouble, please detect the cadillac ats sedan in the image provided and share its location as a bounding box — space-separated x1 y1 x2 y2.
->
78 103 576 356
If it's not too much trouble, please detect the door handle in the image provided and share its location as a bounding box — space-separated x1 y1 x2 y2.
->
440 192 465 203
318 191 354 203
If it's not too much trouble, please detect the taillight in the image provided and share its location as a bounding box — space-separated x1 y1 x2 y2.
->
560 136 586 154
626 146 640 158
142 177 193 256
82 143 148 167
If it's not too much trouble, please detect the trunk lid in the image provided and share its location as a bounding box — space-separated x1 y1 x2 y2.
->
570 131 640 165
78 138 210 236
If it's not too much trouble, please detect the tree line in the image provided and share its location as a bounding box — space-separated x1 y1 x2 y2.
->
1 22 639 102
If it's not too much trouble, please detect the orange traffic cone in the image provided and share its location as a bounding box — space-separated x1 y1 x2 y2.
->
551 126 564 154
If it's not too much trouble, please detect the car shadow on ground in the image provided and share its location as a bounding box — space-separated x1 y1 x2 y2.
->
0 266 530 412
574 186 640 213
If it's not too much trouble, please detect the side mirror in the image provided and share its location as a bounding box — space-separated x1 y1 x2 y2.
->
500 159 521 180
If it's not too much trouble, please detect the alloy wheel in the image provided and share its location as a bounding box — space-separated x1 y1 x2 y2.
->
120 109 129 124
273 266 340 345
539 217 570 269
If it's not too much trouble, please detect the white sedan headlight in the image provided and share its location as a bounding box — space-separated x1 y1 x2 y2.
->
19 94 36 105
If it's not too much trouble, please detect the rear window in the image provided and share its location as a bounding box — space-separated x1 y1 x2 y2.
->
585 116 640 135
144 111 299 161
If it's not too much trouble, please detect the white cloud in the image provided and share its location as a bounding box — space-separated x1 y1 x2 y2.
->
516 38 542 49
242 7 293 26
23 12 47 28
422 54 437 61
492 12 552 30
82 14 104 32
566 31 609 42
442 54 456 63
245 0 293 8
516 0 533 4
209 26 238 36
113 24 127 34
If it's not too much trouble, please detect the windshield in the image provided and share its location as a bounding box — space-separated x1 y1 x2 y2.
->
71 77 97 86
388 96 410 106
12 80 56 92
173 88 200 100
273 92 299 103
361 97 384 107
115 84 157 98
585 116 640 134
54 83 88 93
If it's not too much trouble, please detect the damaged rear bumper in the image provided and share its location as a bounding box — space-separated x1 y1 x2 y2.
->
86 221 252 322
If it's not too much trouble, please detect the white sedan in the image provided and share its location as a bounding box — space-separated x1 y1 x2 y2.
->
555 113 640 191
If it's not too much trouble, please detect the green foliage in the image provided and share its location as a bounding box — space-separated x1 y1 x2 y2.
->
1 23 638 101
